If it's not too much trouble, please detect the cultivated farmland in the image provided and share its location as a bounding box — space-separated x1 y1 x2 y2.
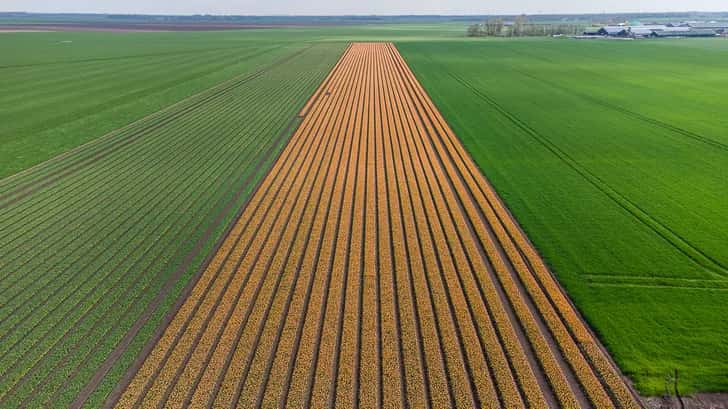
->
0 42 344 408
399 38 728 395
113 42 640 408
0 30 359 179
2 24 727 407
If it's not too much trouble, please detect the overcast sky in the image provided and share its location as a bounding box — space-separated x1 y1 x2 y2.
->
2 0 726 16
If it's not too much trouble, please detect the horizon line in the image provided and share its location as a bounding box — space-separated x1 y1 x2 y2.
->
2 10 728 18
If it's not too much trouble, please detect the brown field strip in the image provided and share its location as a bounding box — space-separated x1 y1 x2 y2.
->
111 43 641 408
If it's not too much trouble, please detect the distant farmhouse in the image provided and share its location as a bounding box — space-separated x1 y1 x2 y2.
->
683 21 728 34
587 22 726 38
653 28 721 37
596 26 629 36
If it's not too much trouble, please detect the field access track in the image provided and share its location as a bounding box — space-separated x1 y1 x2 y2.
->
114 43 640 408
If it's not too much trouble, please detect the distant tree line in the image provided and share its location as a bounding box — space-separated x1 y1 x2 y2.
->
467 16 585 37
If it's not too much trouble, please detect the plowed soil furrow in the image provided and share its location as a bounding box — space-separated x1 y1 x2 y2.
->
112 42 641 409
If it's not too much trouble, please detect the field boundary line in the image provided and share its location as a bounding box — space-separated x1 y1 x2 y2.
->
383 45 557 407
584 275 728 291
398 50 643 406
390 45 586 408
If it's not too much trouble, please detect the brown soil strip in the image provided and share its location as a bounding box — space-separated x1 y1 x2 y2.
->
110 42 643 409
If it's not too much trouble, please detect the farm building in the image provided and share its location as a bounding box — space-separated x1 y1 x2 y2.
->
598 26 629 36
630 27 659 37
684 22 728 33
582 27 602 36
630 26 687 37
593 24 718 38
652 28 719 37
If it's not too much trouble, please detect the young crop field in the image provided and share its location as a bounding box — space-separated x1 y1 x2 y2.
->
0 41 344 408
0 31 351 179
113 42 640 408
398 38 728 395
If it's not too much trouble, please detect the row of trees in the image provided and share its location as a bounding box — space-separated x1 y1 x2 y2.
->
467 16 585 37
